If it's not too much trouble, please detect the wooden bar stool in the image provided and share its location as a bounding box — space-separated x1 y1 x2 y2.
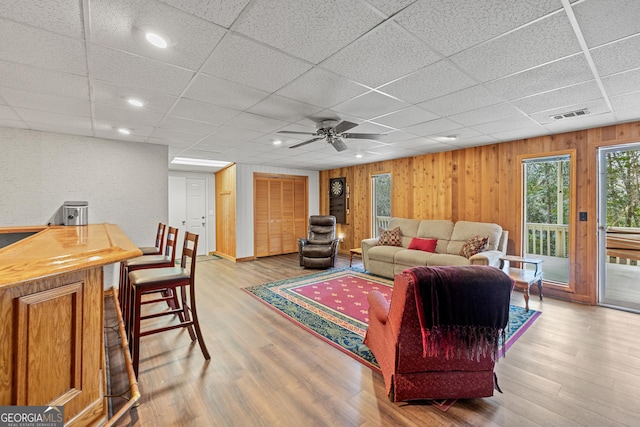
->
128 232 210 376
118 223 166 310
139 222 166 255
120 227 179 335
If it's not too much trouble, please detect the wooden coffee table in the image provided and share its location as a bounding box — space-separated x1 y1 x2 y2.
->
500 255 543 312
349 248 362 267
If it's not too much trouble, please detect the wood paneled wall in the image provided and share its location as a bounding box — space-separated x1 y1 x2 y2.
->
320 121 640 305
215 164 237 260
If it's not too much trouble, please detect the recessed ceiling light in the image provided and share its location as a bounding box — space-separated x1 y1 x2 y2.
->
355 153 363 158
145 32 168 49
127 98 144 107
118 128 131 135
444 135 458 141
171 157 231 168
273 140 282 145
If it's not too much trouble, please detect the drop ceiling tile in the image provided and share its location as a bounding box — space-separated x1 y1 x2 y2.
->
614 108 640 123
445 136 500 149
147 137 193 148
470 115 541 135
184 73 270 110
27 122 94 136
379 130 422 143
90 0 226 71
379 60 477 104
451 12 581 82
158 0 251 28
403 118 462 137
512 81 602 114
573 0 640 48
152 128 205 143
170 98 241 124
0 19 86 75
15 108 92 129
591 35 640 77
530 98 611 125
0 0 84 38
95 104 164 128
542 111 616 133
0 88 90 117
449 103 524 127
489 126 548 142
0 118 28 129
94 130 150 143
276 68 368 108
91 46 194 95
211 125 264 142
390 137 443 150
320 23 440 88
233 0 382 64
202 34 312 92
0 106 21 121
226 112 290 133
396 0 562 56
159 116 220 134
611 91 640 111
94 120 155 137
344 121 394 135
364 0 415 16
372 106 439 129
0 61 89 100
485 54 594 101
417 85 504 117
332 91 410 120
602 69 640 97
92 81 178 115
247 94 323 122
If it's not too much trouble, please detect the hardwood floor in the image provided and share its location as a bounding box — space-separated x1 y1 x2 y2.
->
107 254 640 426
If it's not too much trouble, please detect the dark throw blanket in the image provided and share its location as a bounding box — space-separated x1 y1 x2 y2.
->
408 265 513 361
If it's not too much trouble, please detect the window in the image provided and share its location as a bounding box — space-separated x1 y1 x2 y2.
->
522 153 574 286
371 173 391 237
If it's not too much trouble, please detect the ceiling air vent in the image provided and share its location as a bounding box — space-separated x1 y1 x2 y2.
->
550 108 590 120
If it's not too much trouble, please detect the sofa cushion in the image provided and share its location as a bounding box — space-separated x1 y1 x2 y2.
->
389 218 421 247
446 221 502 255
408 238 437 253
378 227 402 246
425 253 471 266
367 245 405 263
395 249 434 267
460 235 489 258
416 220 454 253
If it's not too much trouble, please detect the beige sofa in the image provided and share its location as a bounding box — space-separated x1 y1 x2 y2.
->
362 218 508 279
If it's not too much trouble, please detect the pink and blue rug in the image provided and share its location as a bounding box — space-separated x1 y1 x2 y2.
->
244 268 541 374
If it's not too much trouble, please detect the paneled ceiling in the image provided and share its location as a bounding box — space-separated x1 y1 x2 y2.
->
1 0 640 171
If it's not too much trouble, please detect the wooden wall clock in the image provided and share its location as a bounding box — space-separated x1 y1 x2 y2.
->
329 177 347 224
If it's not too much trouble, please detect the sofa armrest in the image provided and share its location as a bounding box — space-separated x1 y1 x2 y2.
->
367 290 390 324
470 250 504 267
361 238 379 271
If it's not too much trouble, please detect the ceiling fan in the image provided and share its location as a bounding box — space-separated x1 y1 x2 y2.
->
278 120 384 152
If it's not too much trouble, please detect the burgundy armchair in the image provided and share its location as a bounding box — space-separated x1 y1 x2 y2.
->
364 265 513 402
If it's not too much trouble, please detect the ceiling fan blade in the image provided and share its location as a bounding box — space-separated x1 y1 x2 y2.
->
333 120 358 134
330 137 348 152
341 133 384 140
289 137 323 149
277 130 317 135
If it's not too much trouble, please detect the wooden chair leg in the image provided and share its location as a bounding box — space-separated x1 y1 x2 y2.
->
131 286 143 377
189 284 210 360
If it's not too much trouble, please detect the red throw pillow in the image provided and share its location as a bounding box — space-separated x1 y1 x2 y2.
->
460 235 488 258
408 237 437 253
377 227 402 246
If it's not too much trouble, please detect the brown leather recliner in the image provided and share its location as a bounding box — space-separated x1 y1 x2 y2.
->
298 215 339 268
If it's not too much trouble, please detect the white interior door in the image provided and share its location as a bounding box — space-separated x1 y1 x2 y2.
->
186 178 207 256
169 176 187 257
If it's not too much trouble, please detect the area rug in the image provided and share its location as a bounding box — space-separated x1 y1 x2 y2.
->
243 268 541 410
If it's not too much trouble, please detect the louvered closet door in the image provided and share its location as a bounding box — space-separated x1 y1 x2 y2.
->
254 177 270 257
254 174 308 258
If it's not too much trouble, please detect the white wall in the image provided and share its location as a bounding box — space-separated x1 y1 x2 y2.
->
235 163 319 259
0 128 168 287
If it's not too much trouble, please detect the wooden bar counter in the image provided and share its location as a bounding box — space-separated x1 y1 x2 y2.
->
0 224 141 426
